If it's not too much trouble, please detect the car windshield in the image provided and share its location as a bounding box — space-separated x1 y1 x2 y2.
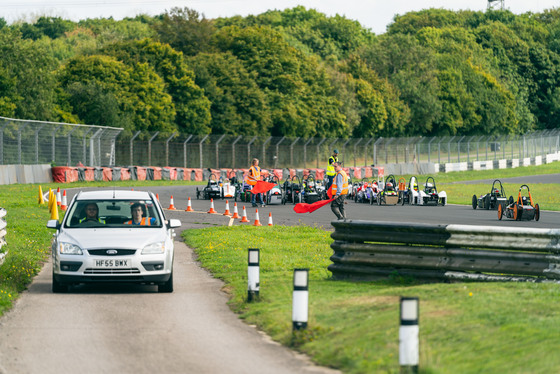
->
64 199 162 228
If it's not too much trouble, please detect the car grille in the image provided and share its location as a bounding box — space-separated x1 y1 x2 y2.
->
87 249 137 256
84 268 141 274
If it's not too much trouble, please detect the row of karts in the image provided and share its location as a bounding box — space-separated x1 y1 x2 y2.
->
195 172 540 221
195 172 327 205
350 175 447 206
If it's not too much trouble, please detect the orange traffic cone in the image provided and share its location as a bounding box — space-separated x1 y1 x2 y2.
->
268 212 273 226
239 206 249 222
223 200 231 216
168 195 176 210
253 209 262 227
60 190 68 211
56 187 62 206
207 198 217 214
185 197 194 212
231 202 240 219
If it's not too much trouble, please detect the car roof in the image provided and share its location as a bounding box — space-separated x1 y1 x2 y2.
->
75 190 153 200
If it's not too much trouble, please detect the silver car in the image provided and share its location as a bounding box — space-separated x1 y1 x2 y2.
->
47 190 181 293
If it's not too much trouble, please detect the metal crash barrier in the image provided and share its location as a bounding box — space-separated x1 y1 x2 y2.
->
329 220 560 282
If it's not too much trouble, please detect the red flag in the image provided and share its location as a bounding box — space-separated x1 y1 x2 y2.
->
293 198 335 214
251 180 276 194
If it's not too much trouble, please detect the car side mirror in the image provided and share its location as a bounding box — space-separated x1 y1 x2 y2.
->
167 219 181 228
46 219 61 230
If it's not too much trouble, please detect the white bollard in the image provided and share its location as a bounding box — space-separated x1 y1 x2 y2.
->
399 297 419 373
292 268 309 330
247 248 260 301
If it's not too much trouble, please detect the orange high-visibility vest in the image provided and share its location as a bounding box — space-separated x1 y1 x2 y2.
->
247 166 261 186
126 217 152 226
331 170 349 195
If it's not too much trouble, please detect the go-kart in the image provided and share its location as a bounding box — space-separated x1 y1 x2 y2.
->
282 175 303 204
266 174 284 205
498 184 540 221
472 179 511 210
376 177 399 205
196 174 222 200
417 176 446 206
401 176 419 205
301 175 321 204
355 178 377 204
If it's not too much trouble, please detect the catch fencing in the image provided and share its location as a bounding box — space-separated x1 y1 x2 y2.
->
1 116 559 169
329 220 560 282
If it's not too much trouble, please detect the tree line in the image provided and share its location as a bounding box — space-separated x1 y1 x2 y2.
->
1 6 559 139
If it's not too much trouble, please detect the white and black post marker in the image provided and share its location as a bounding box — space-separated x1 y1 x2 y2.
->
399 296 419 373
292 268 309 330
247 248 260 302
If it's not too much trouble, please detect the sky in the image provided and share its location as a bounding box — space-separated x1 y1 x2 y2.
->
2 0 560 35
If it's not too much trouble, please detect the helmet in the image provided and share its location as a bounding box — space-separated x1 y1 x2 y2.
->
386 182 393 188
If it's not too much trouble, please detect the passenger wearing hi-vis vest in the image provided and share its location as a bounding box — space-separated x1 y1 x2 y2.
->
126 202 156 225
325 149 339 190
247 158 265 208
330 162 349 220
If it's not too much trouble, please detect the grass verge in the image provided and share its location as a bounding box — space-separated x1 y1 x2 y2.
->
183 225 560 373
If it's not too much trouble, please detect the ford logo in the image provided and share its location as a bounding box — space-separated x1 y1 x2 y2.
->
106 249 118 255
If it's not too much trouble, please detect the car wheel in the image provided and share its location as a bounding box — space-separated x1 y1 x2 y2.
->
440 198 446 206
485 194 491 210
158 272 173 293
370 196 374 205
498 203 503 220
196 188 200 200
535 204 540 221
377 195 381 206
52 274 67 293
509 196 514 205
472 195 477 209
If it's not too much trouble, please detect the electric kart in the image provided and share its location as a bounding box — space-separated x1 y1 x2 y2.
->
301 175 321 204
417 176 446 206
498 184 540 221
282 175 303 205
376 177 399 205
401 176 420 205
196 174 222 200
472 179 511 210
266 174 284 205
355 178 377 204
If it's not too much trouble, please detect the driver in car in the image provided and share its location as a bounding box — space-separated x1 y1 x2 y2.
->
126 202 156 226
80 203 105 224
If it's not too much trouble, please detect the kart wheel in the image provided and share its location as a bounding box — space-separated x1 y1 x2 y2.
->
370 196 374 205
377 195 381 206
535 204 540 221
354 194 358 203
513 203 518 221
440 198 446 206
498 203 503 220
485 194 491 210
509 196 514 205
196 188 200 200
472 195 477 209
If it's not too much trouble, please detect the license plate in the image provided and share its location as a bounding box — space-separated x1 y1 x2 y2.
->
94 259 129 268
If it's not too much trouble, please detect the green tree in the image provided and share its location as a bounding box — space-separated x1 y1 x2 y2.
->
153 7 216 56
103 38 211 134
58 55 175 133
189 52 270 135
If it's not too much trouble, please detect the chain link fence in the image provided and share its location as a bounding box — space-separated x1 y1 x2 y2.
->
2 116 559 169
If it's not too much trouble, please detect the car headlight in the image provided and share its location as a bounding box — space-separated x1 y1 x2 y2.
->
142 242 165 254
59 242 83 255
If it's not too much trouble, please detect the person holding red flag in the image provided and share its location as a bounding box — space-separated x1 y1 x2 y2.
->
247 158 265 207
330 162 349 220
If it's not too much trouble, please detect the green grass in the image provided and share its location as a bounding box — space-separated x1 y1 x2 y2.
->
183 225 560 374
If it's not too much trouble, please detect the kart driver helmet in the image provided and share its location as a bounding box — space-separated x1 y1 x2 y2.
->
386 182 393 190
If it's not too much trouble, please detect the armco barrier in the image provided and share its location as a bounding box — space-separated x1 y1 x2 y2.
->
0 208 7 266
329 220 560 282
